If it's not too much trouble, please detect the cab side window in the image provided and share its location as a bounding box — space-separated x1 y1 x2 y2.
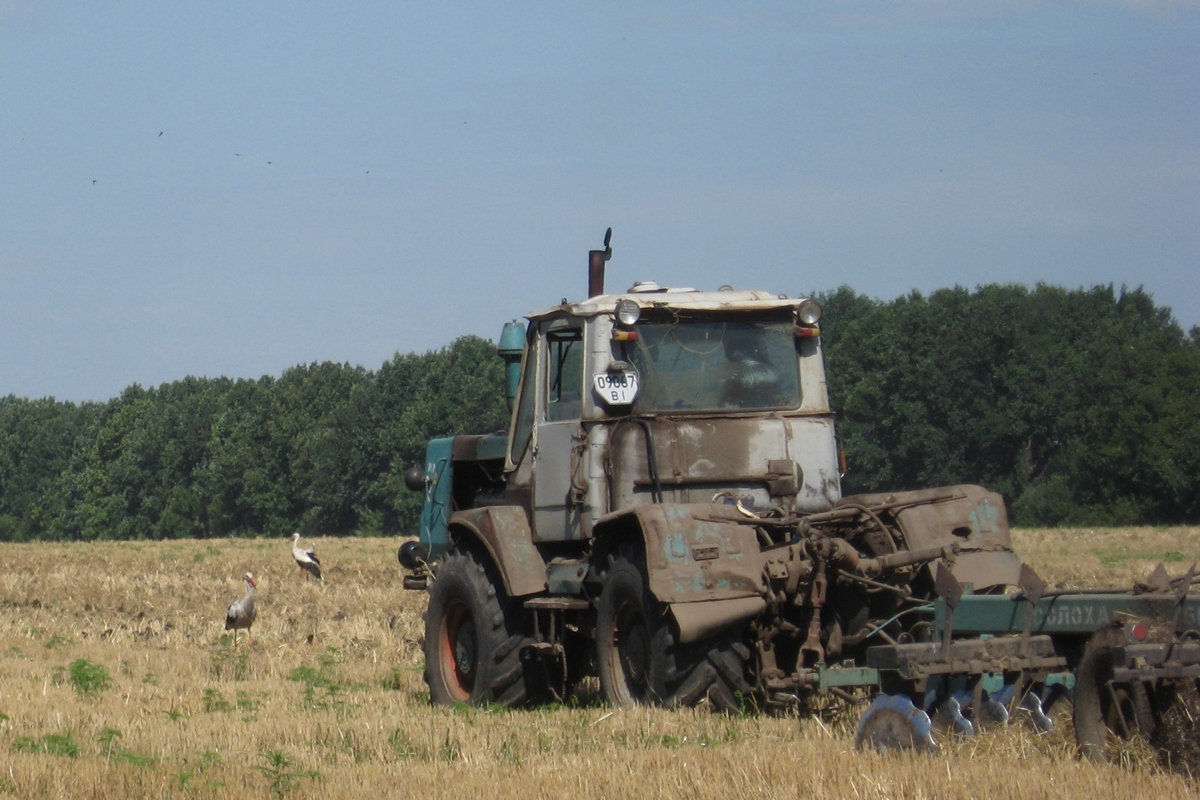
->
509 336 537 464
546 328 583 422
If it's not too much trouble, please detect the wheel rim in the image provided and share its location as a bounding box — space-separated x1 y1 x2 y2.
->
610 599 650 703
440 603 477 702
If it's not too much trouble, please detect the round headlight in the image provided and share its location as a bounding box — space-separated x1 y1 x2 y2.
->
615 299 641 327
797 300 823 326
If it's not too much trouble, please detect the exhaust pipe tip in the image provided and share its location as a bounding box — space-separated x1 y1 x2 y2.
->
588 227 613 298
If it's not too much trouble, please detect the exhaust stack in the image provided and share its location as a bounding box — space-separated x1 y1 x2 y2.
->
588 227 613 298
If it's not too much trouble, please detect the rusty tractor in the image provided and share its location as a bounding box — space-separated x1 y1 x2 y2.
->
399 231 1200 768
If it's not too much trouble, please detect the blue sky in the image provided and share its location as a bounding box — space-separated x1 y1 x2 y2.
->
2 2 1197 402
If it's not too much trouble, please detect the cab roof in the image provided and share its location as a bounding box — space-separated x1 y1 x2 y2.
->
526 283 808 322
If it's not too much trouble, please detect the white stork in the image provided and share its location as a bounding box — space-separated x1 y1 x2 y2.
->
291 532 322 581
225 572 257 647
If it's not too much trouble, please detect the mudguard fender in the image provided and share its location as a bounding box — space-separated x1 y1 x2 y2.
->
594 504 768 643
670 596 767 644
448 507 547 598
594 504 766 604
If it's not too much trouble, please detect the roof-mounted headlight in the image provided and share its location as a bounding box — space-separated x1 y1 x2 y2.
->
615 299 641 327
797 300 822 326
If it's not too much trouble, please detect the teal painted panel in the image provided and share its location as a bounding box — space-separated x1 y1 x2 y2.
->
938 593 1200 636
475 432 509 461
420 437 455 558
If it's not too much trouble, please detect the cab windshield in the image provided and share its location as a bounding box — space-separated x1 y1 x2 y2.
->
628 315 801 411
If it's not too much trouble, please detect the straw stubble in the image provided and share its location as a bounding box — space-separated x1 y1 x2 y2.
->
0 531 1196 799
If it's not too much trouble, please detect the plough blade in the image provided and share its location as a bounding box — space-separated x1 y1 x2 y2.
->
856 694 938 754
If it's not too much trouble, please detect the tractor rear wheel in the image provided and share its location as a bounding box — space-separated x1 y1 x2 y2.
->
595 550 752 712
424 547 541 707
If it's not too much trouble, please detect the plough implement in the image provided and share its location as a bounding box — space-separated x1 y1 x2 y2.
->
858 561 1200 770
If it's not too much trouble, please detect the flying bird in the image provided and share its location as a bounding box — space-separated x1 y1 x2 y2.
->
292 532 322 581
225 572 258 647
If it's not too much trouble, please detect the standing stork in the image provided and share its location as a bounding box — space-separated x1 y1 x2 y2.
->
225 572 257 647
291 532 322 581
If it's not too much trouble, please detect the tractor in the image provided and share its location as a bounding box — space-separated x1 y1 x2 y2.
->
399 231 1200 766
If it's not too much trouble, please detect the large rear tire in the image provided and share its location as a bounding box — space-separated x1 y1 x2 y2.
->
424 548 540 707
595 549 752 712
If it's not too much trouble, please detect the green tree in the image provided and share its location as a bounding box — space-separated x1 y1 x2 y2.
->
194 377 290 537
820 283 1200 526
0 396 96 540
376 336 509 534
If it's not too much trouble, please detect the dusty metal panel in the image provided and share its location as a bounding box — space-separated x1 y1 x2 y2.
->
817 664 880 689
532 419 582 542
790 416 842 512
866 635 1065 679
581 423 611 532
670 596 767 644
796 334 831 414
607 415 839 514
951 550 1023 592
1111 642 1200 682
449 506 548 598
840 485 1016 590
895 485 1009 551
526 289 809 322
546 560 589 594
611 503 767 604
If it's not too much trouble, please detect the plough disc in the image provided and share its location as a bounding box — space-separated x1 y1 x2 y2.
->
856 694 938 754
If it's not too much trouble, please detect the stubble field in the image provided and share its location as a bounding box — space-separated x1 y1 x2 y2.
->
0 528 1197 800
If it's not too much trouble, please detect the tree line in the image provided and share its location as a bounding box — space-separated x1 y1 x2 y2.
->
0 337 509 541
1 283 1197 541
819 283 1200 526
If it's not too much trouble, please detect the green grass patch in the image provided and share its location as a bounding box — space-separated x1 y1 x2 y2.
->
98 727 158 766
386 729 428 761
202 688 234 713
254 749 321 798
287 648 359 714
67 659 111 696
380 668 406 691
175 749 225 791
210 639 251 680
12 733 79 758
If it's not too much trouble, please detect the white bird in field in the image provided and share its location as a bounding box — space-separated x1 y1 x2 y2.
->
291 532 322 581
225 572 257 647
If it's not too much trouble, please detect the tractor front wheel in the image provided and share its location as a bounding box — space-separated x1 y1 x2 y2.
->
424 547 540 706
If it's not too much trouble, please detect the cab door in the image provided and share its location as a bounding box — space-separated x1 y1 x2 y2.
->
531 321 585 542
